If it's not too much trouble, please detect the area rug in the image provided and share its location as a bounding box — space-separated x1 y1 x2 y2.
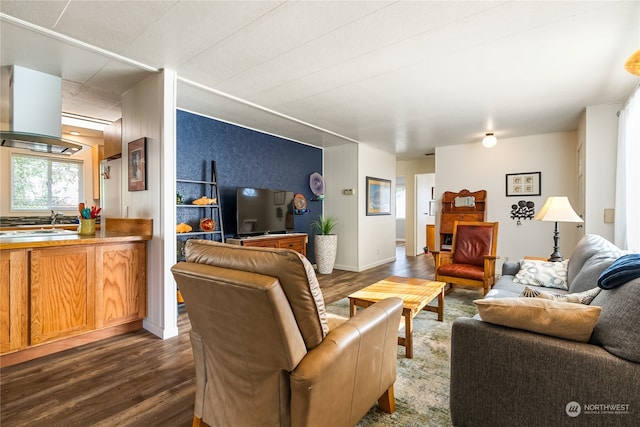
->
325 288 479 427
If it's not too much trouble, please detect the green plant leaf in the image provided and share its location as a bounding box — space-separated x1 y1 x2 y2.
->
310 214 337 235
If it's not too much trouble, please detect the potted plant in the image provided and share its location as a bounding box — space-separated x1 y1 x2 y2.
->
311 215 338 274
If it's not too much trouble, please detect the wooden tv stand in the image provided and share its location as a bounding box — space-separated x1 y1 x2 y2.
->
226 233 308 256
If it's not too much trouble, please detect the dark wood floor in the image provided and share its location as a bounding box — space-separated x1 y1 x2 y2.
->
0 244 435 427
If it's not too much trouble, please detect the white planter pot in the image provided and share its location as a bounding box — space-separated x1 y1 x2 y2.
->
314 234 337 274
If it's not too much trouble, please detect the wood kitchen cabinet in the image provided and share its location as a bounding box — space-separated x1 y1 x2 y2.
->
0 219 151 367
0 250 28 353
95 242 147 328
92 144 104 199
103 118 122 160
30 246 96 345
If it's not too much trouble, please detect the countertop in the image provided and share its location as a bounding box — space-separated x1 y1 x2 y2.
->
0 228 152 250
0 217 153 249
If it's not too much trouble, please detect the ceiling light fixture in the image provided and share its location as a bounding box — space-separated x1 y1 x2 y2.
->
625 48 640 76
69 131 81 136
61 113 111 132
482 133 497 148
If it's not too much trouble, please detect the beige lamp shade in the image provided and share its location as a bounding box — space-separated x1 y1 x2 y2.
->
625 48 640 76
534 196 583 223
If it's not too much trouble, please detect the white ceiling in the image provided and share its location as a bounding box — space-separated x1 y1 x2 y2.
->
1 1 639 159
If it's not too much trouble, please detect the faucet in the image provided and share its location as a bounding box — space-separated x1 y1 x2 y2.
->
50 210 64 225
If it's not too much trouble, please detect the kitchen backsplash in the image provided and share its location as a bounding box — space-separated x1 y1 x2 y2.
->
0 216 100 227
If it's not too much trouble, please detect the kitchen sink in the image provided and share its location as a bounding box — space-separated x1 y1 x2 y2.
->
0 229 78 238
31 229 76 234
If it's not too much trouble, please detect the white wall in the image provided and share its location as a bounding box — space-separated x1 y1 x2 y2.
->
436 132 579 265
324 143 359 270
324 143 397 272
396 157 435 256
121 69 178 339
584 103 620 241
358 144 397 270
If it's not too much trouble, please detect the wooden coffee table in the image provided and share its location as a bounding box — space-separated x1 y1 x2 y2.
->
348 276 446 358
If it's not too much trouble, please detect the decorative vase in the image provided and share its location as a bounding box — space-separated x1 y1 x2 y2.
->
314 234 337 274
79 218 96 235
199 218 215 232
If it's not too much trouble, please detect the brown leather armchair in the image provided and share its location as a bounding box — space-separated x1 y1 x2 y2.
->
171 240 403 427
433 221 498 295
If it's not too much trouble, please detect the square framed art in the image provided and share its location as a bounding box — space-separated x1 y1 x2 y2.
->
506 172 541 197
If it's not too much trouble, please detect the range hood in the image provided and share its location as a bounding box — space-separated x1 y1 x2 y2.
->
0 66 82 155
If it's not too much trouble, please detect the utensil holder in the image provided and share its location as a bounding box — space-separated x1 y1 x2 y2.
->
79 218 96 235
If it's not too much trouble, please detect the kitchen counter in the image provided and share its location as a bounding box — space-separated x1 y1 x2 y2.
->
1 218 152 367
0 229 151 249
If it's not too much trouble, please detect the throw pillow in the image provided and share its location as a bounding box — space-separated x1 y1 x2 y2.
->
597 253 640 290
513 259 569 290
520 286 601 304
474 298 601 342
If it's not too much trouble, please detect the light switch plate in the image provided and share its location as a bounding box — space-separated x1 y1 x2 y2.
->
604 208 615 223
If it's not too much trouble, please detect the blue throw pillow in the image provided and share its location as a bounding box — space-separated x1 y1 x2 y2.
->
597 253 640 290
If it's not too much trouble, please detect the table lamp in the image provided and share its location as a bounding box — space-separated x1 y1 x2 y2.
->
534 196 583 262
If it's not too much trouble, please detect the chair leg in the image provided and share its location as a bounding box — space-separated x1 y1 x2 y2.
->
193 415 209 427
444 283 455 295
378 385 396 413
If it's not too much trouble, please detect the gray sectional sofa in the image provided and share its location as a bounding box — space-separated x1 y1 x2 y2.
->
450 234 640 426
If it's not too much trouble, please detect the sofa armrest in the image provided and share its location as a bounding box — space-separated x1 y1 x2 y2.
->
450 317 640 426
501 260 521 276
290 297 403 427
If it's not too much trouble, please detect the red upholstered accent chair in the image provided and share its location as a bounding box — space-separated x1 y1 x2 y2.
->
433 221 499 295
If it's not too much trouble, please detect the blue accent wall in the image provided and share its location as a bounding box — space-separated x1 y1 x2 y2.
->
176 109 323 261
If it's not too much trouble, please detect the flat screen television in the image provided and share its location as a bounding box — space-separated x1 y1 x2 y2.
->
236 187 295 236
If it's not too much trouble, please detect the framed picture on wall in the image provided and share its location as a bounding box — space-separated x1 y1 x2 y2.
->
366 176 391 215
128 137 147 191
506 171 541 197
274 191 285 205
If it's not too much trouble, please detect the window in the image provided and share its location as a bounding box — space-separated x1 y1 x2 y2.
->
395 181 406 219
11 153 83 210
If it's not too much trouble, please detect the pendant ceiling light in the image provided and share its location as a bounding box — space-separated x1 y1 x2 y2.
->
482 133 497 148
625 48 640 76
